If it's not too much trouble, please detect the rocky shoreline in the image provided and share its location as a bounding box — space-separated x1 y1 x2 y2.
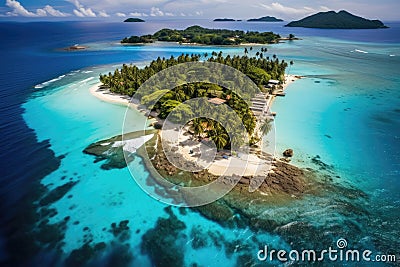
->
136 132 316 225
135 131 375 257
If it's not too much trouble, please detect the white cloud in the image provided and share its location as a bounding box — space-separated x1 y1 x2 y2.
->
73 9 84 17
6 0 38 17
149 7 174 16
5 0 70 17
36 8 47 17
116 12 126 17
259 2 330 18
69 0 96 17
40 5 70 17
98 10 110 17
129 12 148 17
150 7 164 16
3 0 396 21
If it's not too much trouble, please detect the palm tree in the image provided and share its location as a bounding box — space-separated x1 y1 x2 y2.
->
287 60 294 76
175 89 186 102
192 118 205 138
230 130 245 148
211 129 228 150
260 118 273 135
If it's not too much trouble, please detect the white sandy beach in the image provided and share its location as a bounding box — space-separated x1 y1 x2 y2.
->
161 125 273 177
284 74 300 88
89 83 135 107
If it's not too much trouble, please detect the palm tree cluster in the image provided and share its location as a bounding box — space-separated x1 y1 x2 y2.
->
100 51 287 96
190 100 251 151
100 54 201 96
192 118 229 150
99 51 288 150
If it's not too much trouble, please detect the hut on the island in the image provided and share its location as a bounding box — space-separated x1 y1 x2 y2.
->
268 79 280 85
207 97 226 105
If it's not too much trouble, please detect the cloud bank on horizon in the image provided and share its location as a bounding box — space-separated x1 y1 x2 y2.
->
1 0 398 20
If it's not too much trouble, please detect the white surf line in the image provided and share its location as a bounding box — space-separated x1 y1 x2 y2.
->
354 49 368 54
34 74 66 88
79 77 95 84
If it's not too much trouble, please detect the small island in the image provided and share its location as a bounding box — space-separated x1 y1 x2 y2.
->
87 51 314 211
247 16 283 22
121 25 281 45
124 18 145 22
64 45 87 51
213 18 237 22
285 10 388 29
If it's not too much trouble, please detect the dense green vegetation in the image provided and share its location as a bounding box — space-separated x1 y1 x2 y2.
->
285 10 388 29
121 35 153 44
124 18 145 22
121 25 281 45
100 51 287 96
100 51 287 149
247 16 283 22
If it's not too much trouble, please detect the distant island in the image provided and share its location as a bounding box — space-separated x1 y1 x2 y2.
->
285 10 388 29
121 25 281 45
247 16 283 22
64 45 87 51
124 18 145 22
213 18 237 22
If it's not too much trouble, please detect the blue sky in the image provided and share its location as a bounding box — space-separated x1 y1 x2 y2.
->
0 0 399 21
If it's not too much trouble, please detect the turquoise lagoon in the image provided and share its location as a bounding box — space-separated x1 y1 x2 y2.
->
22 37 400 266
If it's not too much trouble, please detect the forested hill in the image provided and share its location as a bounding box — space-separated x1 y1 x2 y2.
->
285 10 388 29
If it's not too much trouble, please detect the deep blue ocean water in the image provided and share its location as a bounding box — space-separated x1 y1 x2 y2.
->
0 20 399 266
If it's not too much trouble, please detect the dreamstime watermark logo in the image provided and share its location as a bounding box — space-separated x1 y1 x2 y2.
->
122 62 276 207
257 238 398 263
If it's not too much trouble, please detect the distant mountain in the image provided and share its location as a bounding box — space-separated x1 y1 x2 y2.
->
214 18 237 22
247 16 283 22
285 10 388 29
124 18 145 22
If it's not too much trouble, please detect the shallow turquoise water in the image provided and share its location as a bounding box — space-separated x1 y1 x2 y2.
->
22 37 400 265
273 37 400 193
23 65 291 266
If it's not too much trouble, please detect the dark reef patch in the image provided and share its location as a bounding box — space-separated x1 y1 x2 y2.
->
311 155 334 171
141 207 187 267
190 227 209 249
39 181 79 206
110 220 131 242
